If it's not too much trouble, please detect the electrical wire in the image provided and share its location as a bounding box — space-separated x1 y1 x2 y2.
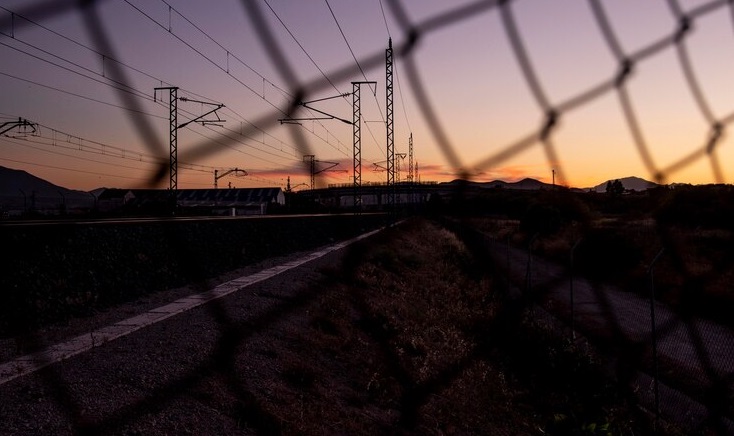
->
0 145 153 184
132 0 351 156
323 0 387 161
263 0 348 102
0 20 322 178
377 0 413 134
0 39 151 102
0 71 165 119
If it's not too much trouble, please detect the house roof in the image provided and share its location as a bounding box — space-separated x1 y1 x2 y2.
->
98 187 283 205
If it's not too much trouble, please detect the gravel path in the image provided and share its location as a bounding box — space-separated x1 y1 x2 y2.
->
0 230 381 435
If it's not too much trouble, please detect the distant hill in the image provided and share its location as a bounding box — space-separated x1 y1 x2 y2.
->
442 177 556 191
441 176 663 193
0 166 94 211
587 176 660 193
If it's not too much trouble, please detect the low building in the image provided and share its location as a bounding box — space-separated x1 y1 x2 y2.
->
96 187 285 216
177 187 285 215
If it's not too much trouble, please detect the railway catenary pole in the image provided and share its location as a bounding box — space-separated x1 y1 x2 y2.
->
155 87 225 212
351 81 376 213
408 133 414 205
280 87 375 213
386 38 395 213
408 133 414 183
304 154 316 191
154 87 178 194
0 118 37 136
353 81 361 212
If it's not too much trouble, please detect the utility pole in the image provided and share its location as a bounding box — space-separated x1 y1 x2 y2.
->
352 81 376 212
353 81 361 211
386 38 395 212
279 88 373 212
408 133 415 206
304 155 316 190
154 87 178 193
155 87 225 210
408 133 414 183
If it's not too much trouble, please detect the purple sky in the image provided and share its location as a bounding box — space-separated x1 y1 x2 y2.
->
1 0 733 191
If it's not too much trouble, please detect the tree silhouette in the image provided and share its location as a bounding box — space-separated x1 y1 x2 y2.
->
606 179 624 196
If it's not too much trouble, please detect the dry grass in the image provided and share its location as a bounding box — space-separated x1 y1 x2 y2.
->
534 219 734 326
229 218 650 435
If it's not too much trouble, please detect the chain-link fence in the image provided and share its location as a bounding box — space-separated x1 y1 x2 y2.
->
2 1 734 434
453 218 734 434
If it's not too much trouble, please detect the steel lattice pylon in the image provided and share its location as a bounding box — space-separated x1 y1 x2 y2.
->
353 82 361 210
154 86 179 193
385 38 395 210
168 88 178 192
408 132 414 184
352 81 376 212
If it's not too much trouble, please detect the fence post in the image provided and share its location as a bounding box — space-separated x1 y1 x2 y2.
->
648 247 665 432
569 238 582 340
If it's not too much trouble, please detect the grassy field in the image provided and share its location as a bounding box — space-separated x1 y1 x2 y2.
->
240 218 660 435
456 185 734 329
467 214 734 329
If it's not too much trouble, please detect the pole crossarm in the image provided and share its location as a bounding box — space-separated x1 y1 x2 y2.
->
301 93 351 105
372 154 404 171
214 167 247 189
278 117 339 125
303 154 345 189
372 160 388 172
300 104 352 125
288 183 309 192
312 160 341 174
0 118 37 136
278 92 353 125
178 98 225 129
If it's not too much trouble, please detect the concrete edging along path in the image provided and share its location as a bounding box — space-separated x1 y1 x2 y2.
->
0 226 385 386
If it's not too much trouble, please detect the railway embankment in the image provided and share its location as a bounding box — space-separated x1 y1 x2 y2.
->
0 214 386 336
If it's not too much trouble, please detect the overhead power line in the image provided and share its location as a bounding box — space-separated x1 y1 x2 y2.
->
323 0 387 160
127 0 351 155
263 0 348 103
0 4 312 160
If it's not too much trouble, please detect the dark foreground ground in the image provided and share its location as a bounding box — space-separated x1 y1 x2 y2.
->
1 218 680 435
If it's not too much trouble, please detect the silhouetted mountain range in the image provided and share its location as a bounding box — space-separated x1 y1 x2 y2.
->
0 166 94 210
1 165 665 209
586 176 661 193
441 175 664 192
0 166 90 197
442 178 556 190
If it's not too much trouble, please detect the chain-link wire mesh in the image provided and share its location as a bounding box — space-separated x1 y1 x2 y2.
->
2 0 734 434
8 0 733 189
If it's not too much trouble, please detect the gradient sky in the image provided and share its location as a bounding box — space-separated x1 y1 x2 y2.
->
1 0 733 192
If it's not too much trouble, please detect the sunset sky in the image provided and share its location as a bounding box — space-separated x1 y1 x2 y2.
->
1 0 733 192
